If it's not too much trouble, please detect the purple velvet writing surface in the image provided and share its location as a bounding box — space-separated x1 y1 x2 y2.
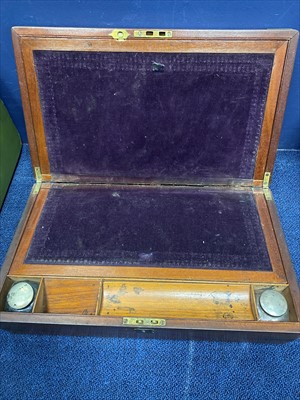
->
33 51 273 182
25 186 272 271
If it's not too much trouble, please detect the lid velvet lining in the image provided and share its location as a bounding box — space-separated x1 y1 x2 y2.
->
33 51 274 182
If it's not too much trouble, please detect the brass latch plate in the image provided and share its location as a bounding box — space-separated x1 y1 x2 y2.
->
123 317 166 327
110 29 172 41
134 30 172 38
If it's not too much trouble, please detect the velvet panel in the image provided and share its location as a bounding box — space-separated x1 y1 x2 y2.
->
33 51 274 182
25 186 272 271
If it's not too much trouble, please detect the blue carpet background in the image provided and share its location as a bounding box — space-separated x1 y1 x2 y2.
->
0 145 299 400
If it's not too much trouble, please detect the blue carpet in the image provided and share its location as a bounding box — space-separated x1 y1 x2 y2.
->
0 145 299 400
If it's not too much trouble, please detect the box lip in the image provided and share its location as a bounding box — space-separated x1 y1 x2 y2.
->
1 310 299 335
11 26 299 187
11 26 299 39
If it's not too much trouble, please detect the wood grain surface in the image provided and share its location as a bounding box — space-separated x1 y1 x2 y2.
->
101 281 254 320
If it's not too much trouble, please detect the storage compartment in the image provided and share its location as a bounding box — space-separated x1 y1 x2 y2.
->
251 285 297 322
0 276 42 313
34 278 101 315
100 281 255 321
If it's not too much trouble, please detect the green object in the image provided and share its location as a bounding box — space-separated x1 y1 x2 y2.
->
0 99 22 208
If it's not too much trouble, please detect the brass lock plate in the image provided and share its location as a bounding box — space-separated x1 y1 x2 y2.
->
134 30 172 38
123 317 166 327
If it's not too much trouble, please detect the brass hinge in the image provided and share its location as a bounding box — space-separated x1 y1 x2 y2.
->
110 29 130 41
263 172 272 201
263 172 271 189
33 167 42 195
123 317 166 327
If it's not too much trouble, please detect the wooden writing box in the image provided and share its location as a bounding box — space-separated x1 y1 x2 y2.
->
1 27 299 340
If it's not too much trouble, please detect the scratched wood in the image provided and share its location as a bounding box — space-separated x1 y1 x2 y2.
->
100 281 255 321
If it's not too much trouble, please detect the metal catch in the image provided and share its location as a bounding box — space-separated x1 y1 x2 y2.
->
123 317 166 327
134 30 172 38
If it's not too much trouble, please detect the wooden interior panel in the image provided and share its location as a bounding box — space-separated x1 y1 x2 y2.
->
282 286 299 323
41 278 100 315
265 31 299 177
32 278 45 313
266 198 300 320
23 37 285 53
254 42 287 180
254 191 285 280
101 281 255 321
0 277 15 311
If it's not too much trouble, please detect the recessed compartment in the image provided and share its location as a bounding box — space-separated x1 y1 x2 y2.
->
34 278 101 315
251 285 297 322
0 276 42 313
100 281 255 321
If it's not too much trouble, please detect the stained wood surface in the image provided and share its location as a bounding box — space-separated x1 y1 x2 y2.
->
12 27 298 40
101 281 254 320
265 31 299 177
1 311 299 335
42 278 100 315
22 40 50 175
266 199 300 320
254 192 285 280
253 42 287 180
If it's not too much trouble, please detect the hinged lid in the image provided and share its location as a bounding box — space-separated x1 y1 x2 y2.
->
12 27 298 187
